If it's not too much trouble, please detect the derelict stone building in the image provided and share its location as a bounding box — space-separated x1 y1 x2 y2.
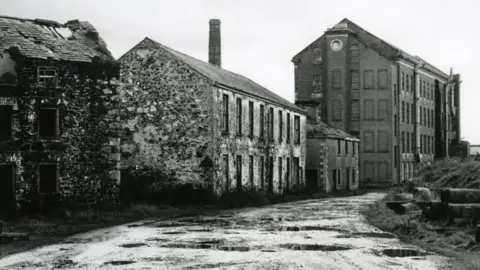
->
0 16 120 218
117 20 307 196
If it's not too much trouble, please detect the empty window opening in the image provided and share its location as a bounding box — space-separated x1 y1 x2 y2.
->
0 106 13 141
38 164 58 194
38 108 58 138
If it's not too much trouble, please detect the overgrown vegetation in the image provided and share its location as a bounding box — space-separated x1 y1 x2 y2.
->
362 158 480 269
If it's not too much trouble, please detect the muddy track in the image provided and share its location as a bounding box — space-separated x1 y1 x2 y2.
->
0 192 447 269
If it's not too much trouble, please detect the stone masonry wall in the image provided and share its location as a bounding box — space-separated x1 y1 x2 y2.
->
0 55 120 207
117 39 214 188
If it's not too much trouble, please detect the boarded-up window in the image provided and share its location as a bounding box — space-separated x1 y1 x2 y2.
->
364 70 374 89
332 70 342 89
363 100 374 120
312 75 322 93
378 99 388 120
378 131 388 152
350 70 359 89
332 100 342 121
378 69 388 89
364 131 374 152
350 44 359 62
351 100 360 121
312 47 322 63
364 162 374 182
378 162 388 182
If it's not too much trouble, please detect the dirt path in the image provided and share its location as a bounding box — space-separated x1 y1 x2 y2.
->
0 192 449 269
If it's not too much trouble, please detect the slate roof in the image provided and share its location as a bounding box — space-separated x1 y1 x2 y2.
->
0 15 113 63
307 120 358 141
125 37 306 114
292 18 449 80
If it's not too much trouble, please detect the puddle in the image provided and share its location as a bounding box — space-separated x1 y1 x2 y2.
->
146 237 170 242
120 243 147 248
103 260 136 266
382 248 431 257
186 228 214 233
180 217 230 226
162 231 187 235
52 259 77 269
155 222 185 228
279 244 352 251
160 243 214 250
269 225 348 233
196 239 224 245
217 246 251 252
336 232 397 239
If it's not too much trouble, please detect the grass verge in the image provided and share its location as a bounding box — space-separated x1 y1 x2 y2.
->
361 189 480 270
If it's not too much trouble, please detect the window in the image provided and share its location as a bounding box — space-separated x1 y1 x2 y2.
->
332 100 342 121
401 101 405 122
222 94 229 133
423 107 427 127
401 72 405 91
38 164 58 194
364 162 374 183
411 132 414 153
353 142 356 155
378 69 387 89
394 84 398 104
294 115 300 144
350 70 359 89
350 44 359 61
378 99 388 120
278 110 283 142
401 131 405 153
378 131 388 152
313 75 322 92
336 169 341 186
249 101 254 137
364 100 374 120
37 67 57 85
406 132 410 154
337 140 341 155
286 113 291 143
236 98 242 135
223 154 230 190
332 70 342 89
293 157 300 186
364 70 374 89
259 104 265 138
38 108 58 138
236 155 242 192
249 155 254 187
346 168 350 186
420 135 423 154
378 162 388 183
345 140 349 155
406 75 410 92
364 131 374 152
269 107 274 139
411 105 415 123
260 156 265 189
278 157 282 191
394 115 398 136
352 169 356 184
394 145 398 168
419 106 423 126
312 47 322 63
286 158 291 190
0 106 12 141
351 100 360 120
406 103 410 124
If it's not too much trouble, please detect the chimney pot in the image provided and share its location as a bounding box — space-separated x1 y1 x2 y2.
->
208 19 221 67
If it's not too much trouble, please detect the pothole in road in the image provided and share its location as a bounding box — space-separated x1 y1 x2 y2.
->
279 244 352 251
162 231 187 235
52 259 77 269
382 249 432 257
103 260 136 266
267 225 349 233
186 228 214 233
155 222 185 228
336 232 397 239
180 217 231 226
120 243 147 248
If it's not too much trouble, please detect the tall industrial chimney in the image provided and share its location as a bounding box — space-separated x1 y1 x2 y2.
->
209 19 221 67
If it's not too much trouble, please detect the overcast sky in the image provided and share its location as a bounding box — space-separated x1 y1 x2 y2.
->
3 0 480 143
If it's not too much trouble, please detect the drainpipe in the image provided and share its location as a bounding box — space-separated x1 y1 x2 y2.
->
413 60 424 173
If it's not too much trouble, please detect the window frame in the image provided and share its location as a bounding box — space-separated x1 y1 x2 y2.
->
236 97 242 135
37 163 59 194
37 66 58 86
294 115 300 144
248 101 254 137
38 107 59 139
364 69 374 89
222 94 229 134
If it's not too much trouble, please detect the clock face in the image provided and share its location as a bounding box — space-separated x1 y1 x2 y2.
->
331 40 343 52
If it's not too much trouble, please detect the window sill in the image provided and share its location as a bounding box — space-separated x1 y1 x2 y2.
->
38 137 60 142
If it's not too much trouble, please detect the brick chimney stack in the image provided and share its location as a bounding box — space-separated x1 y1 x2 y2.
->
209 19 221 67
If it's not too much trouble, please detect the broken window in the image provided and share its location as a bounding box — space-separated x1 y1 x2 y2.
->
222 94 229 133
37 67 57 85
278 157 282 191
259 104 265 138
269 107 274 139
249 155 254 187
278 110 283 142
38 108 58 138
286 158 290 190
337 140 341 155
236 98 242 135
38 164 58 194
260 156 265 189
223 154 229 191
249 101 254 137
0 106 12 141
236 155 242 192
294 115 300 144
286 113 291 143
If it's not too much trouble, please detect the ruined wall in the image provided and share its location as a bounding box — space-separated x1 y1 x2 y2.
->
117 40 214 188
212 87 307 195
0 56 120 207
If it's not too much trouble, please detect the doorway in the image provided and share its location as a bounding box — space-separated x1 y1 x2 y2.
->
268 157 273 193
0 164 15 219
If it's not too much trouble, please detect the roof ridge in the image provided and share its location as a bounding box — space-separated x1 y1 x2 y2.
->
147 37 303 112
0 15 62 26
